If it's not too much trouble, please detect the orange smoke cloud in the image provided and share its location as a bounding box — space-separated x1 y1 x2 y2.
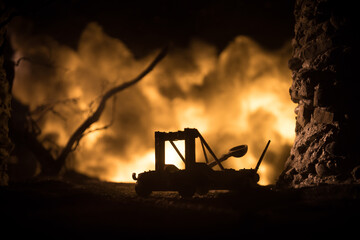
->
11 22 295 185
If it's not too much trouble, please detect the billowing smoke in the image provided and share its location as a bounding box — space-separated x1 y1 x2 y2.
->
10 20 295 184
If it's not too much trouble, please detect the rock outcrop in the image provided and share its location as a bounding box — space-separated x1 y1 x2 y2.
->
278 0 359 187
0 3 13 186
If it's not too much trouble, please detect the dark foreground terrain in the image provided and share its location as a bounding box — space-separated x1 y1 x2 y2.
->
1 173 360 238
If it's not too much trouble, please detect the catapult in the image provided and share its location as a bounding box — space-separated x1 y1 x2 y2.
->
132 128 270 197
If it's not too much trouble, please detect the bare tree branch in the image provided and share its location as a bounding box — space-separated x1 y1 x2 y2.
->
15 56 69 71
30 98 79 123
52 46 168 174
71 95 117 152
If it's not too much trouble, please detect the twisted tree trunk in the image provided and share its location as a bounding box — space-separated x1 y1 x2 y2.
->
48 47 168 175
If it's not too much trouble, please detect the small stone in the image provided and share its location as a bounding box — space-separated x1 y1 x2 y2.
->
325 141 338 155
288 57 303 71
296 103 312 128
315 162 329 177
352 165 360 181
312 107 334 124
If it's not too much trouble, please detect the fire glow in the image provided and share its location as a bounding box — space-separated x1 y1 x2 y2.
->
11 22 295 185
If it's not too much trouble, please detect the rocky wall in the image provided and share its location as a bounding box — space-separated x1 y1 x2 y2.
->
0 3 13 186
278 0 359 187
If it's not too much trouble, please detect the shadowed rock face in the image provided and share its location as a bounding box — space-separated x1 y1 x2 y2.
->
0 4 13 186
278 0 359 187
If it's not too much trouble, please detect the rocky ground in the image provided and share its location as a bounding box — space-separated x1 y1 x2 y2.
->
1 173 360 238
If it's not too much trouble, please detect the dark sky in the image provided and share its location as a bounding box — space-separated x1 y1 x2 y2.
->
9 0 295 57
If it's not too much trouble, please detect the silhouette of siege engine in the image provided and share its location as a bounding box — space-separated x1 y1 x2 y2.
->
132 128 270 197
